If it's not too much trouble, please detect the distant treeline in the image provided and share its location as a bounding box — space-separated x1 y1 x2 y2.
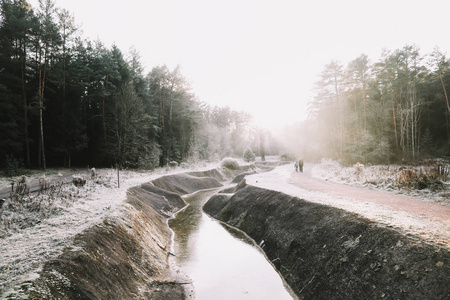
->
296 45 450 164
0 0 269 174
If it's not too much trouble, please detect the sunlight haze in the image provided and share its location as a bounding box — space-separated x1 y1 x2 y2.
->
28 0 449 130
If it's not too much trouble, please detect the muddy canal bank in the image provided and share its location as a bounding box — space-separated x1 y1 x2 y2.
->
19 165 257 299
204 180 450 300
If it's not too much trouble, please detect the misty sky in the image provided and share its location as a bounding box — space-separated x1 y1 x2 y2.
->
28 0 449 130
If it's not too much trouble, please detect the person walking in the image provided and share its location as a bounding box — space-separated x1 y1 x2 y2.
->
298 159 304 173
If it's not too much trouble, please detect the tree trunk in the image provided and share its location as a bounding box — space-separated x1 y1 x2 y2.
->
21 42 30 167
392 105 398 150
39 99 46 170
38 55 46 169
38 44 48 170
363 81 367 131
437 65 450 142
399 105 405 152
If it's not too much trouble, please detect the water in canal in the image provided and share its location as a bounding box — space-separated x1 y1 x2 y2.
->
169 188 294 300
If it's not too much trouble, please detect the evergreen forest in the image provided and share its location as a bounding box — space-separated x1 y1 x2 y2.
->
2 0 450 175
0 0 262 174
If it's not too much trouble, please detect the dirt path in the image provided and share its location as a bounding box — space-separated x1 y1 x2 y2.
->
289 166 450 221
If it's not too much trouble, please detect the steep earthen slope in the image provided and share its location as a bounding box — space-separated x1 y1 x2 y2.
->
22 167 238 299
204 182 450 300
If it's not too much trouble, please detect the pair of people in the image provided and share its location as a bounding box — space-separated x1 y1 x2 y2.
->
294 159 303 172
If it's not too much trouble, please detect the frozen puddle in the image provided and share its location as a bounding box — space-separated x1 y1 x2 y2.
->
169 188 294 300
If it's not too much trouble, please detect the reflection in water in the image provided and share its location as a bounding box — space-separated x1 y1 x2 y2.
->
169 189 294 300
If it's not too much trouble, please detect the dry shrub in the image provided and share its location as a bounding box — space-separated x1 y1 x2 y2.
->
354 162 364 176
395 169 418 189
72 175 86 187
38 176 49 193
396 167 444 190
90 167 97 179
220 157 240 170
430 164 450 181
168 161 178 168
15 175 29 194
421 160 450 181
10 175 29 203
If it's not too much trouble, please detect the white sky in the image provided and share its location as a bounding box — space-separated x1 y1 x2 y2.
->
28 0 449 130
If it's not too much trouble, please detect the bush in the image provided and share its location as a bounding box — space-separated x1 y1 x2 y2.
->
220 157 240 170
395 169 418 189
13 175 29 198
168 161 178 168
243 147 256 162
72 175 86 187
395 167 444 190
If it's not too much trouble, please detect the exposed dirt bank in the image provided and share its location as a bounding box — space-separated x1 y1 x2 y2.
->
10 166 254 299
204 181 450 300
24 182 191 299
0 167 243 299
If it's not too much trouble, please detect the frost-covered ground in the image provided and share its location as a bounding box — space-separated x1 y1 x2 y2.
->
246 162 450 249
0 162 218 298
311 159 450 206
1 157 449 297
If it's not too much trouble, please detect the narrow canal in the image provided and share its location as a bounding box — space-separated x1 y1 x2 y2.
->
169 188 294 300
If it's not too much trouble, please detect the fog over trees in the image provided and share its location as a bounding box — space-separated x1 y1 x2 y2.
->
0 0 275 173
279 45 450 165
2 1 450 174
